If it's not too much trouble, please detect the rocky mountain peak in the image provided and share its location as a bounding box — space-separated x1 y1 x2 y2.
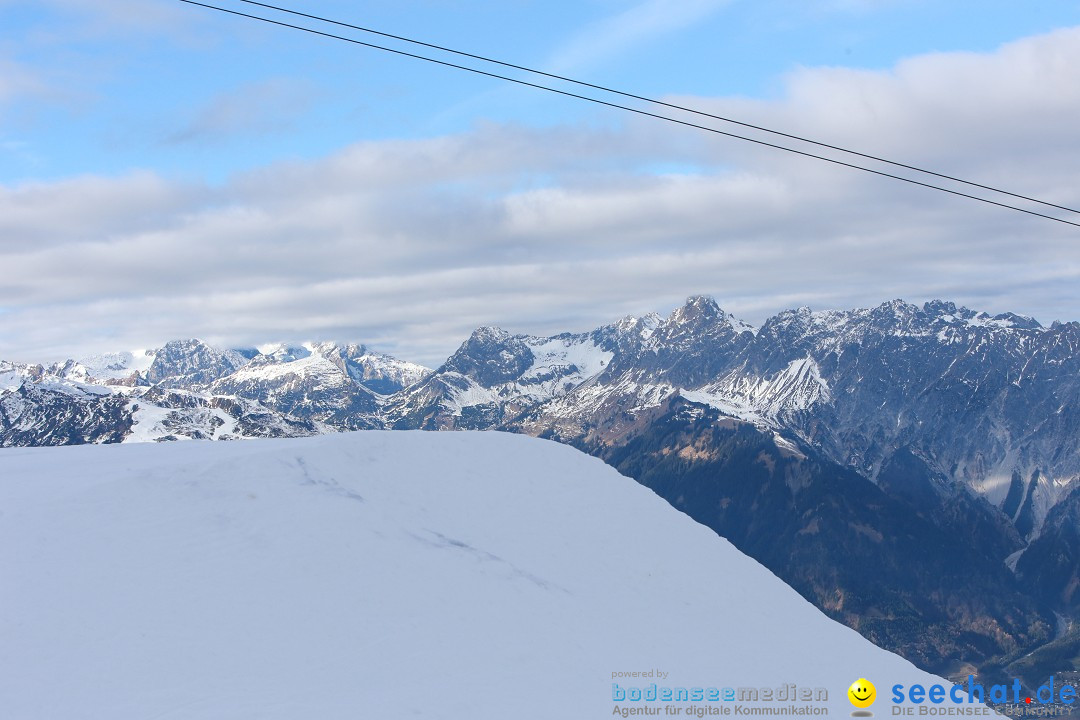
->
652 296 757 343
611 313 662 340
923 299 961 317
668 295 722 325
868 298 921 328
250 344 312 366
920 300 1042 331
990 312 1043 330
440 326 534 387
145 339 247 389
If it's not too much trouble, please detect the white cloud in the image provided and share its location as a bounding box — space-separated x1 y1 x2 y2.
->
0 0 190 34
1 26 1079 366
164 78 318 145
0 57 47 108
820 0 915 11
546 0 734 73
671 26 1080 195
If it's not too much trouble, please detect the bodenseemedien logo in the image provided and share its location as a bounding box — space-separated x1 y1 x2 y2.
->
611 680 829 717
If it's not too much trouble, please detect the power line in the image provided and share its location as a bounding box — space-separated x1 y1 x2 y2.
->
233 0 1080 220
179 0 1080 229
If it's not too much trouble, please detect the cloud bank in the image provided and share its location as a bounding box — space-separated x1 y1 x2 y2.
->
1 27 1078 366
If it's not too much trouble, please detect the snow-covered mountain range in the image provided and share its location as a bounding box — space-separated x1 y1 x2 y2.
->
0 340 428 444
0 430 976 719
3 296 1079 682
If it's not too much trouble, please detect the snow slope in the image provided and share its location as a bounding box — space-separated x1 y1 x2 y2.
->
1 431 974 719
55 350 157 384
682 356 832 428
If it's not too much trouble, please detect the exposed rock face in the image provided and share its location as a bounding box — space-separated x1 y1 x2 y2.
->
1017 486 1080 612
1 382 132 447
561 396 1050 673
144 339 249 390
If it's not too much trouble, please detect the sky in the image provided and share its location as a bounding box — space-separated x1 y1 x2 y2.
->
2 0 1080 366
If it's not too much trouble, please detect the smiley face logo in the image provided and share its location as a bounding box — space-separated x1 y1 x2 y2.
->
848 678 876 709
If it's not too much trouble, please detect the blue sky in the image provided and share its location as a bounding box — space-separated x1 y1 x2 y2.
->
5 0 1078 183
2 0 1080 364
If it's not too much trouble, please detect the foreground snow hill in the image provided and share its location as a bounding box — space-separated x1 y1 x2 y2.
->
1 432 970 719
